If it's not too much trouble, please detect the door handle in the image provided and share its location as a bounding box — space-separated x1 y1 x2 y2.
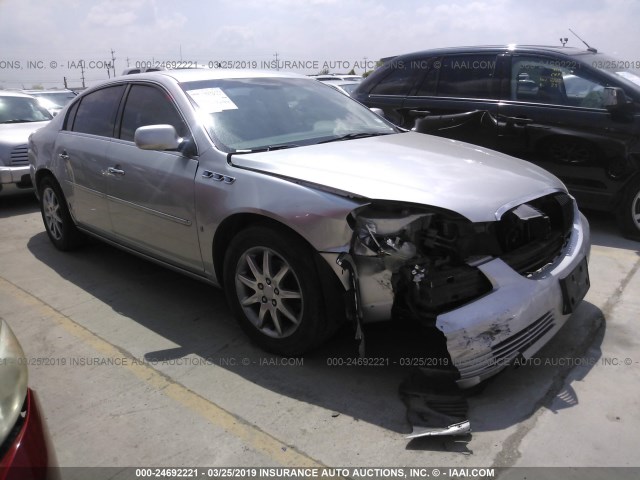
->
58 151 69 160
107 166 125 176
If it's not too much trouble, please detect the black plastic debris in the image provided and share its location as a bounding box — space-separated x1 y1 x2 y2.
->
399 368 470 438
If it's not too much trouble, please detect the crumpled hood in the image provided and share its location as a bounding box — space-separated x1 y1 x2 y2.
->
229 132 566 222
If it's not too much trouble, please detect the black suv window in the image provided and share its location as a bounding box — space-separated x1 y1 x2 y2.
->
511 56 608 108
70 85 126 136
119 85 188 141
433 54 498 99
369 59 422 95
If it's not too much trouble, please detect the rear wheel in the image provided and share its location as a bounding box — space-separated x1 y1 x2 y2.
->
618 178 640 240
223 226 326 355
39 176 84 250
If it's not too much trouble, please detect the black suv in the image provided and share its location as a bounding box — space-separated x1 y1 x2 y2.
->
353 45 640 237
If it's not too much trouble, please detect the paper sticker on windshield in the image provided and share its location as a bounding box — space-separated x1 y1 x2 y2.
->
186 88 238 113
615 71 640 87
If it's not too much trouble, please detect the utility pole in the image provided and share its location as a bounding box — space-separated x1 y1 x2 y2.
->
126 57 130 67
110 49 116 77
81 63 86 89
63 77 68 89
274 52 279 70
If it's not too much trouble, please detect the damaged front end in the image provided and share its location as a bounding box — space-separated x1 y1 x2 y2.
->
338 201 496 346
337 191 589 434
337 191 589 436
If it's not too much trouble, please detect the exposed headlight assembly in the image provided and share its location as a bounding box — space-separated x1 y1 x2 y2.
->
0 319 28 447
348 202 494 325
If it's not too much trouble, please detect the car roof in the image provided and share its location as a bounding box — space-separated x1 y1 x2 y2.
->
123 68 308 83
22 89 76 95
386 45 599 60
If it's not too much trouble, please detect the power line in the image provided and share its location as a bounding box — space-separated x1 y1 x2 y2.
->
110 48 116 77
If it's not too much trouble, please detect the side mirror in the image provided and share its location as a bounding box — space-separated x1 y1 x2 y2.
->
369 107 386 117
134 124 183 151
603 87 630 111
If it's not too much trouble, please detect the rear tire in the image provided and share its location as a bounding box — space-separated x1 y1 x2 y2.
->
223 226 327 356
618 177 640 240
39 176 84 250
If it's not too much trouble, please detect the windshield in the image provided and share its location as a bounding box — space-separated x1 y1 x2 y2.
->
583 53 640 89
0 96 53 123
180 77 397 152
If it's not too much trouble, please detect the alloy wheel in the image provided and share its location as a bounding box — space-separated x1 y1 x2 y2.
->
234 246 304 339
632 190 640 231
42 187 64 241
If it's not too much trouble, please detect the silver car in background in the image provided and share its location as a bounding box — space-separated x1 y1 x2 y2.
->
22 89 77 117
320 80 361 96
28 70 590 387
1 91 52 195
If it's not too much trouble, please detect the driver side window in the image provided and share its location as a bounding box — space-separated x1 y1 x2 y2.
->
119 85 188 142
511 56 608 108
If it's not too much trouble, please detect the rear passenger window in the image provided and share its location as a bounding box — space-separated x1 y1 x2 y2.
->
369 60 422 96
435 55 498 99
119 85 188 142
71 85 126 137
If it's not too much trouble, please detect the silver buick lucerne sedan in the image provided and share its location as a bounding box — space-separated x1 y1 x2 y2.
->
28 70 590 387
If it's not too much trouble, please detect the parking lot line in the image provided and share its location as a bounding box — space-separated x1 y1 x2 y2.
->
0 276 325 468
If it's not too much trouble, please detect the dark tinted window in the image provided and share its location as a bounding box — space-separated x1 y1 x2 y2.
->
415 59 440 96
435 54 498 98
72 85 126 136
120 85 187 142
369 60 422 95
511 55 608 108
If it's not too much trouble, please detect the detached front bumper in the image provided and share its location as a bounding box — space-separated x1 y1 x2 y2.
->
438 212 591 388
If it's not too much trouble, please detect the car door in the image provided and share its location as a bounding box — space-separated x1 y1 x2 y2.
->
54 85 126 233
401 53 502 149
105 83 203 273
496 53 640 211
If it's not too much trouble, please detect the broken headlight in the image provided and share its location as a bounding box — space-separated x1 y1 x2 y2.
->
348 202 494 323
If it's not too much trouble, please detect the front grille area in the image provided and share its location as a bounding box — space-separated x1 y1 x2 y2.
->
498 192 574 276
491 311 555 364
10 144 29 165
456 311 555 381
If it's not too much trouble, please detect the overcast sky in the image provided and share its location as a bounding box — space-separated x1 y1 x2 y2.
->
1 0 639 89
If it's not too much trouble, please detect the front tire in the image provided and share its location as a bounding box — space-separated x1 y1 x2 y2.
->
618 177 640 240
223 227 326 355
39 176 84 250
